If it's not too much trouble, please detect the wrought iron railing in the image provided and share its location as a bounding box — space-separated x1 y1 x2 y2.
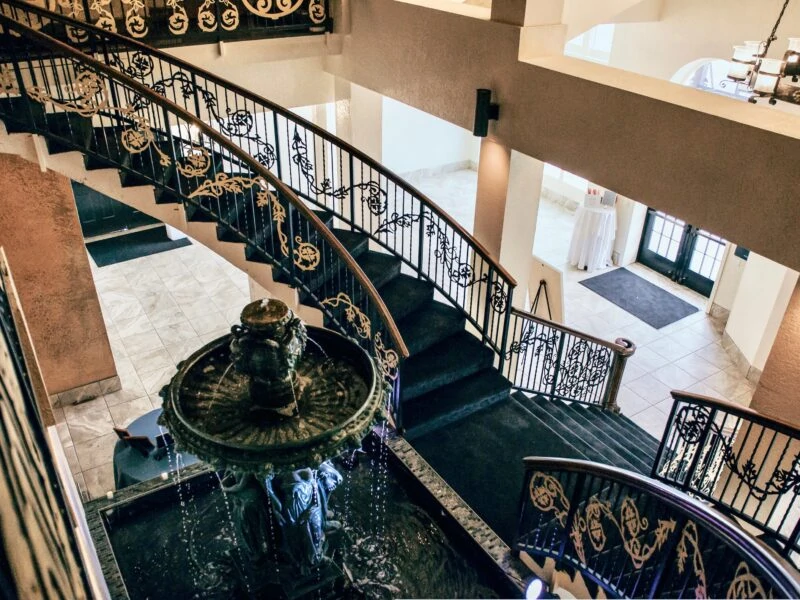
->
1 3 637 415
652 391 800 564
35 0 328 47
0 1 518 370
0 16 408 419
502 308 635 410
517 458 800 598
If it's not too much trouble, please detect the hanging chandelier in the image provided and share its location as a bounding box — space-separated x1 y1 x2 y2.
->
728 0 800 104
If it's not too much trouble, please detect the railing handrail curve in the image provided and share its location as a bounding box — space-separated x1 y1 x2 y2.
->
522 456 800 596
669 390 800 439
510 307 635 356
0 0 517 289
0 15 409 359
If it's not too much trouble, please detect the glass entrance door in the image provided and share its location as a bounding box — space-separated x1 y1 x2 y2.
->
638 209 726 297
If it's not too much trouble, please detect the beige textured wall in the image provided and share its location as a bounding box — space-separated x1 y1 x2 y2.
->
0 154 116 394
752 284 800 426
324 0 800 273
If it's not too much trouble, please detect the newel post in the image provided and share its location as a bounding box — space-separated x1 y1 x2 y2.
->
602 338 636 413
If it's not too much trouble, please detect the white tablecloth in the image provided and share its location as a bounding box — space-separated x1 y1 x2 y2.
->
568 206 616 272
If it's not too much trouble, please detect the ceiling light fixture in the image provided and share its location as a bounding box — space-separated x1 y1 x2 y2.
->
728 0 800 105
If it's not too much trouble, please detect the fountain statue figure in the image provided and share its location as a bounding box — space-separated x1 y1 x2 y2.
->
266 461 344 570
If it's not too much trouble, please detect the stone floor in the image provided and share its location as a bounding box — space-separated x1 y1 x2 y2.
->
58 168 753 501
54 241 251 501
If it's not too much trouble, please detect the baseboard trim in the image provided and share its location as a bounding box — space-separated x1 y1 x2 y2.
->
399 159 476 180
722 331 762 385
49 375 121 409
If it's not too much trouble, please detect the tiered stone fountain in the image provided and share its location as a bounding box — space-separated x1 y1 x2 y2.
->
159 298 388 596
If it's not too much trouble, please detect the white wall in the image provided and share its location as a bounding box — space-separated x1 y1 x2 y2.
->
725 253 799 371
612 195 646 266
709 245 747 312
381 97 479 175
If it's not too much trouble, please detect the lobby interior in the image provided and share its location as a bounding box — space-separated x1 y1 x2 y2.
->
2 0 800 597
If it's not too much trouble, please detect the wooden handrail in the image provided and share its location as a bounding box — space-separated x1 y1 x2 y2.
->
2 0 517 288
510 307 636 356
1 16 409 359
668 390 800 438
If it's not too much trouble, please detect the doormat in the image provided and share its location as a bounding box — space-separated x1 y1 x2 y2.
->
579 268 698 329
87 226 191 267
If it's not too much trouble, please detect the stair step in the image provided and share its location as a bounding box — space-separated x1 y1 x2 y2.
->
398 300 465 355
355 251 402 290
511 393 601 460
0 97 46 133
85 126 131 171
378 276 434 322
567 402 655 466
514 393 646 474
567 403 659 466
403 369 511 439
45 112 92 155
400 331 494 403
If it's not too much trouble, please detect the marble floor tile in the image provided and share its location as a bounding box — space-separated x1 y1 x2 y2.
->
190 311 230 335
138 366 177 396
141 292 179 316
646 336 696 363
628 347 668 374
63 445 82 475
694 342 736 370
56 421 73 449
115 314 156 338
165 339 205 363
674 353 721 382
73 472 89 502
651 363 698 391
109 396 155 428
74 433 118 471
129 347 175 376
701 369 752 400
121 330 165 356
148 307 187 328
155 321 198 346
629 405 670 439
83 462 116 500
616 387 651 417
624 376 674 405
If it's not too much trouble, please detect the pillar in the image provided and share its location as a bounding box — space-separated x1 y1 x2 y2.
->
751 282 800 426
473 138 544 309
0 154 117 402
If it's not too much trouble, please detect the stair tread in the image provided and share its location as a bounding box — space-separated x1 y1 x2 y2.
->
377 276 434 322
400 331 493 402
403 369 511 439
513 393 647 474
567 402 660 459
398 300 466 356
355 251 402 290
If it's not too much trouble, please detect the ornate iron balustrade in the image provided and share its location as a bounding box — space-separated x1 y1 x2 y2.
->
0 2 519 372
502 308 635 410
27 0 329 47
0 16 408 420
652 391 800 564
517 458 800 598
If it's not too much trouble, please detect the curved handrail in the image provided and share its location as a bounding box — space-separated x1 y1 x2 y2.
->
0 17 408 363
668 390 800 437
0 0 515 360
519 457 800 598
652 390 800 562
510 307 635 355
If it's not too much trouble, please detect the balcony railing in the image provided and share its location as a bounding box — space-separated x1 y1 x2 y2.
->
502 308 635 410
516 458 800 598
653 391 800 565
38 0 329 47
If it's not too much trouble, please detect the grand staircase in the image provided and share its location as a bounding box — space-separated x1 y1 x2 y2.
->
0 0 657 543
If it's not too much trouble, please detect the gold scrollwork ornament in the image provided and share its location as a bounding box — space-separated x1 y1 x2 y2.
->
241 0 303 19
321 293 372 339
122 0 149 37
166 0 189 34
91 0 118 32
374 332 399 381
293 236 320 271
529 472 570 526
308 0 325 24
0 66 19 95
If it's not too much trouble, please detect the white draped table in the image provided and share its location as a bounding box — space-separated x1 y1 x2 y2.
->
568 205 616 272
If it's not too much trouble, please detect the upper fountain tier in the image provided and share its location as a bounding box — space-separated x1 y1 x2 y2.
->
159 299 387 475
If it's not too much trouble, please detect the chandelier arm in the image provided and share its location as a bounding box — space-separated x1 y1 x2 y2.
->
764 0 792 54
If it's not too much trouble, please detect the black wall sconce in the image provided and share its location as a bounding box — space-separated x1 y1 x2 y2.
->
473 88 500 137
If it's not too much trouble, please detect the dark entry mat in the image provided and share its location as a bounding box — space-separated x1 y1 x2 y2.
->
579 267 698 329
87 226 191 267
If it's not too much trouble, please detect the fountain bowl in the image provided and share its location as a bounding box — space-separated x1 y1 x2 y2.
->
159 325 388 476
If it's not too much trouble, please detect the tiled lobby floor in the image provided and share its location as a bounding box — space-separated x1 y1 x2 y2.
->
60 169 753 500
55 241 251 500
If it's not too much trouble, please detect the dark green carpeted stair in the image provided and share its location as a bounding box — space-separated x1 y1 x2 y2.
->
410 392 659 544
